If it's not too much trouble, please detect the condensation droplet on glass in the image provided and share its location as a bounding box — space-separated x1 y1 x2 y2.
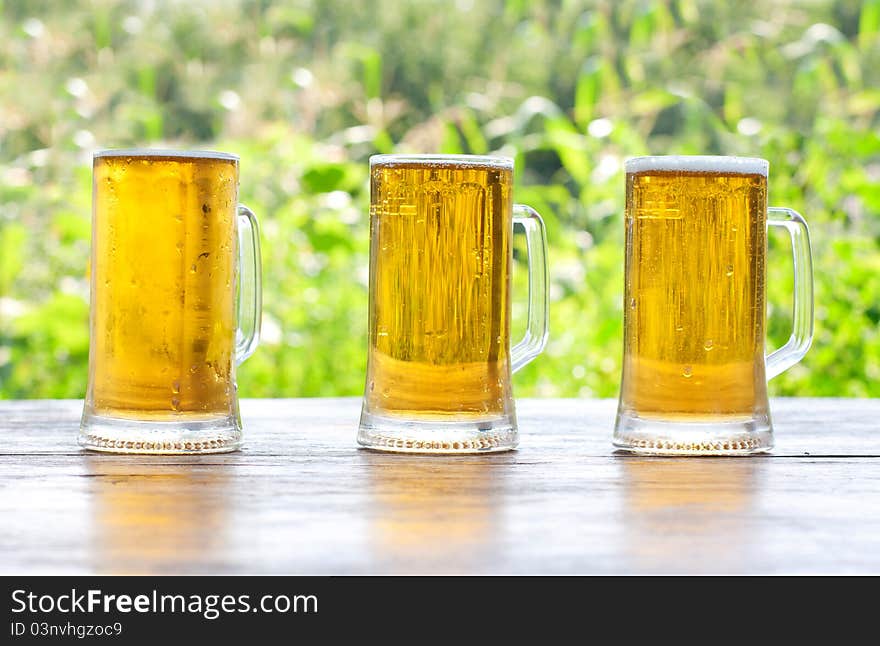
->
726 264 734 276
172 380 181 394
630 297 636 309
381 388 390 399
682 365 693 378
171 397 181 411
190 264 197 273
704 339 714 351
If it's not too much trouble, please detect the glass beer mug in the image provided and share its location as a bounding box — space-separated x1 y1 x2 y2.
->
358 154 549 453
79 150 261 454
614 156 813 454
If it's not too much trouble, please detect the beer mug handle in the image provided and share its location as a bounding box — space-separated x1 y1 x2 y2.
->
765 207 813 380
235 205 262 365
511 204 549 373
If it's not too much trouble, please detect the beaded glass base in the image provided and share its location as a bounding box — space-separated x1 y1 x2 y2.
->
357 410 518 454
613 411 773 455
79 411 242 454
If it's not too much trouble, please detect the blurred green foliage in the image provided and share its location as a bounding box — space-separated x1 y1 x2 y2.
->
1 0 879 399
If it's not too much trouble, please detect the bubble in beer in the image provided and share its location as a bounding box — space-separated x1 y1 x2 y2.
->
621 162 768 421
365 157 514 418
89 152 237 417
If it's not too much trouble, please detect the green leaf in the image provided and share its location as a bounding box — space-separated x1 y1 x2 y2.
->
440 122 463 154
301 164 349 193
574 57 602 128
860 0 880 50
52 212 90 245
0 223 27 296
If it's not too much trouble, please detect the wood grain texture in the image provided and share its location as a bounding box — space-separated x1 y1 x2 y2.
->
0 398 878 574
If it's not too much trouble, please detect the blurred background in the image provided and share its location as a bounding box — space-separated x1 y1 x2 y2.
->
1 0 878 400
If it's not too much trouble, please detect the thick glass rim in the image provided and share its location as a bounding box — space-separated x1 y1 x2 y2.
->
370 153 514 169
94 149 239 162
625 155 768 177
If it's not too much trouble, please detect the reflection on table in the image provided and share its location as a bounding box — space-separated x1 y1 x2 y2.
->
618 457 764 573
364 455 511 573
86 458 232 574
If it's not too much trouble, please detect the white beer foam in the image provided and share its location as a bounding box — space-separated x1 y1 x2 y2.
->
94 149 238 161
625 155 768 177
371 154 514 170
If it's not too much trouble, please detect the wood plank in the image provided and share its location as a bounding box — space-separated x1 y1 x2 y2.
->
2 398 879 457
0 398 878 574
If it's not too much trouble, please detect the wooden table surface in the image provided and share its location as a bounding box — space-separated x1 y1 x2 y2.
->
1 398 878 575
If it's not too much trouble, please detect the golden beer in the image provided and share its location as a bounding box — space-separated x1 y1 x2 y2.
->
365 158 513 418
90 153 237 417
620 162 768 420
610 154 818 455
81 149 261 454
